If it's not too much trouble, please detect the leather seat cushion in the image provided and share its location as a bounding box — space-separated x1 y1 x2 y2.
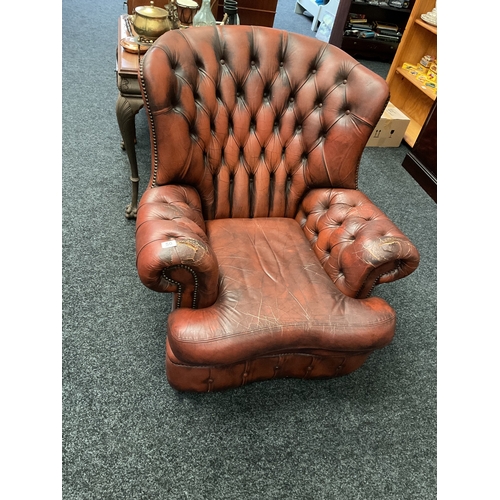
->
167 217 396 366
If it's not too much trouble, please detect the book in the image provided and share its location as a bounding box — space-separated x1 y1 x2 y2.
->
376 28 402 37
372 21 399 31
374 33 401 42
348 12 366 20
347 23 373 30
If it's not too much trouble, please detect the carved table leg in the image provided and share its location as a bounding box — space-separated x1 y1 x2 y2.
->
116 93 144 219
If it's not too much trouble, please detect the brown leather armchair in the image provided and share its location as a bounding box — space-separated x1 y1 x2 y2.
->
136 25 420 392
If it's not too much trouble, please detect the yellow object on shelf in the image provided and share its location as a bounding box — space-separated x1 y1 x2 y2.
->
426 70 437 81
402 62 417 70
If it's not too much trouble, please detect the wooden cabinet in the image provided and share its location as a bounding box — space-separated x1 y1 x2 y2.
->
385 0 437 147
343 1 412 62
126 0 145 15
216 0 278 27
402 100 436 201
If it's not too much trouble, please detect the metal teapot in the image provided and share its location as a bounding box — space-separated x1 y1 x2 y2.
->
130 1 171 41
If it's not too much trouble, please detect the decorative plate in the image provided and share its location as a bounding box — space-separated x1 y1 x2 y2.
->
120 36 150 54
420 13 437 27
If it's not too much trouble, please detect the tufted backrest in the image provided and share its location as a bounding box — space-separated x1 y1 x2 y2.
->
140 25 389 220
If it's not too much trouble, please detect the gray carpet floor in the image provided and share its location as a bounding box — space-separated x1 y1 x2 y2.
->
61 0 437 498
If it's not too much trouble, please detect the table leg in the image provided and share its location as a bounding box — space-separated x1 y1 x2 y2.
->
116 93 144 219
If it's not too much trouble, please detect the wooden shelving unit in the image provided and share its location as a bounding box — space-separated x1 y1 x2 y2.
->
386 0 437 147
340 1 413 62
395 66 437 100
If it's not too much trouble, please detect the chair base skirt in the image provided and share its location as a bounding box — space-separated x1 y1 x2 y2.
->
166 339 372 392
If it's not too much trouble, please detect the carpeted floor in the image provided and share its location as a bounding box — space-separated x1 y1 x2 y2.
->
61 0 437 498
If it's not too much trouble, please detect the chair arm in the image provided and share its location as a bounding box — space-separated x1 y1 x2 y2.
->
296 189 420 299
136 185 219 309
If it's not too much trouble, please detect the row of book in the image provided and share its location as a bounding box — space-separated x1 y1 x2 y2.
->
344 14 402 42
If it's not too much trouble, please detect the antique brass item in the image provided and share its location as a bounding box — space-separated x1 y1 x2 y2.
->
130 1 171 41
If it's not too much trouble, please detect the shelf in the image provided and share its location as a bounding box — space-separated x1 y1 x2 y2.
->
415 17 437 35
342 36 400 61
352 0 411 13
395 67 437 100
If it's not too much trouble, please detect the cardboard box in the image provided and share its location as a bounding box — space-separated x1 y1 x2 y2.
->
366 102 410 147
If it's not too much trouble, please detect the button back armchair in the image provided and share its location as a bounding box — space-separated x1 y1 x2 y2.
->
136 25 420 392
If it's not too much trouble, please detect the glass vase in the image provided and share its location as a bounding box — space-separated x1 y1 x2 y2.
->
192 0 217 26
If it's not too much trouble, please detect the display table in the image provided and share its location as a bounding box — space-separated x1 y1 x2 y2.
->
115 14 147 219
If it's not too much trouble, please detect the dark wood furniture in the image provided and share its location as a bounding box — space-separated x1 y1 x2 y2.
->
402 100 436 202
116 14 146 219
329 0 413 62
216 0 278 27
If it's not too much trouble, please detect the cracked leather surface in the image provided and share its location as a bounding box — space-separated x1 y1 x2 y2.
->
167 218 396 366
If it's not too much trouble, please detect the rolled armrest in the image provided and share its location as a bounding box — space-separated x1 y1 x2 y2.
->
296 188 420 299
136 185 219 309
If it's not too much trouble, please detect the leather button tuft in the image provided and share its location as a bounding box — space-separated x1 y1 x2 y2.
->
220 59 225 65
345 109 351 115
343 79 348 84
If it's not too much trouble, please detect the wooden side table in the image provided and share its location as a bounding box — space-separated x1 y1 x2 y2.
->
116 14 146 219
